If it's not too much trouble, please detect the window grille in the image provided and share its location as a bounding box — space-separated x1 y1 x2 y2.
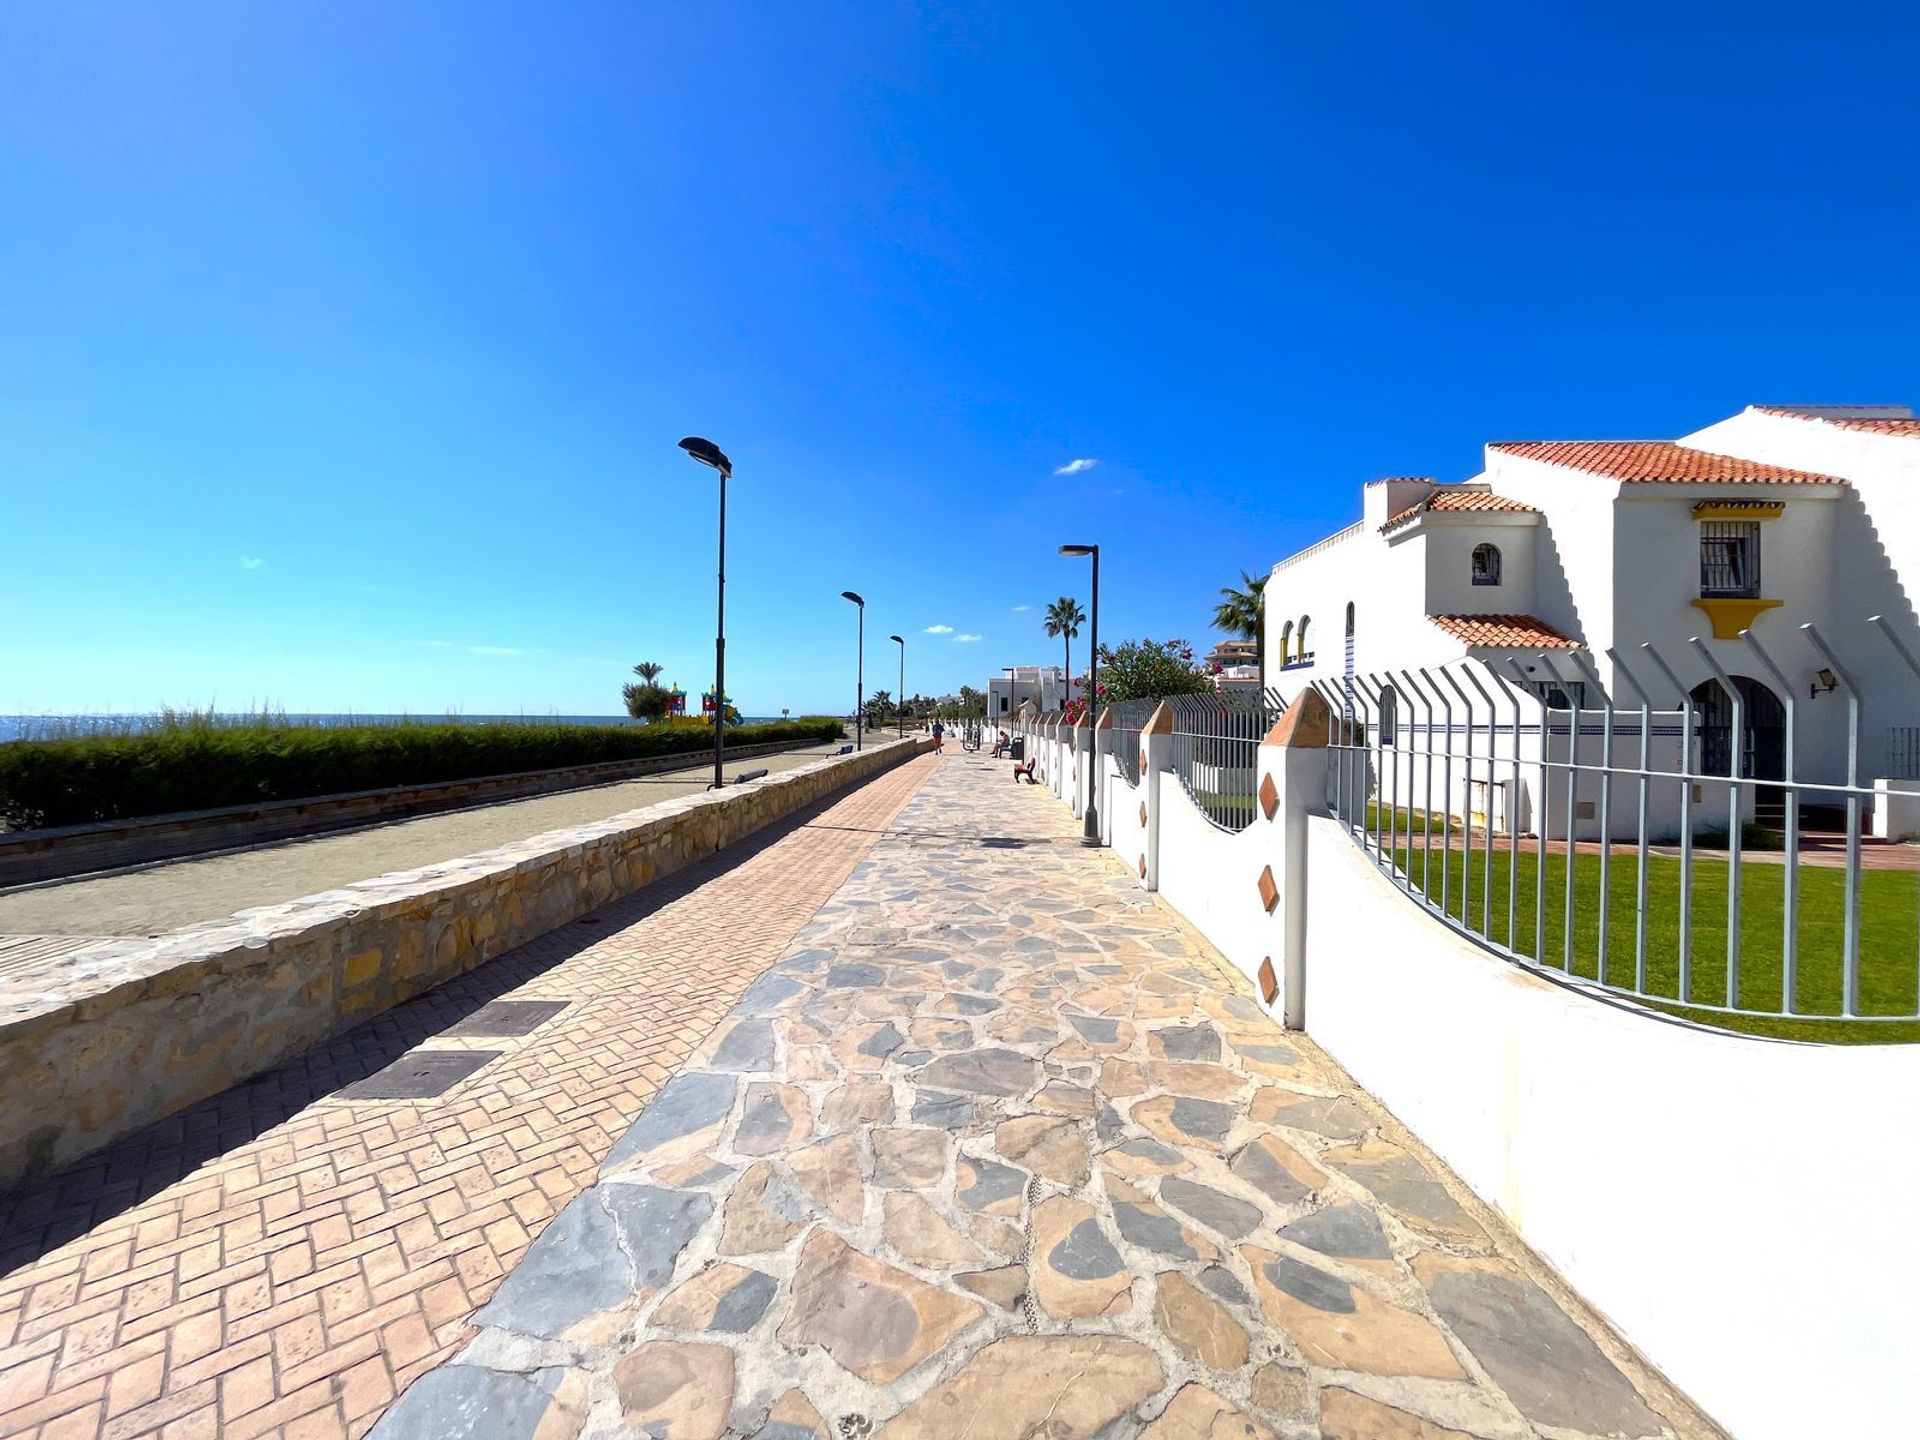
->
1700 521 1761 598
1471 543 1501 586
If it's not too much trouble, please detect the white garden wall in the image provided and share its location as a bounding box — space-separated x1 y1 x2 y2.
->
1303 816 1920 1440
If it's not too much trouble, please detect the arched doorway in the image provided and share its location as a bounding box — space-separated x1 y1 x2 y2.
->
1689 675 1785 782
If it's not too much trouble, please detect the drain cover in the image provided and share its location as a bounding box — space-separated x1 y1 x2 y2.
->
978 836 1027 849
442 1000 570 1037
338 1050 499 1101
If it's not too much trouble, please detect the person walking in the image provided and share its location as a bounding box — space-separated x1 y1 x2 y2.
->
931 718 944 752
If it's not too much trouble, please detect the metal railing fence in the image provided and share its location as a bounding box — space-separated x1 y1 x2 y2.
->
1311 617 1920 1030
1167 689 1283 832
1106 698 1158 786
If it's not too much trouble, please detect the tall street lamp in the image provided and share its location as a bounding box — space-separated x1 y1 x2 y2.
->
841 591 865 750
1060 543 1100 846
679 436 732 791
889 634 906 738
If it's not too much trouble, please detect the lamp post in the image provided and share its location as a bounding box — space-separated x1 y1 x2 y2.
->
1004 664 1017 720
841 591 865 750
678 436 732 790
889 634 905 738
1059 543 1100 845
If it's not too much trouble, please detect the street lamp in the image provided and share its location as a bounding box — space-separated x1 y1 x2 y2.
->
678 436 732 790
1059 543 1100 846
841 591 865 750
889 634 906 738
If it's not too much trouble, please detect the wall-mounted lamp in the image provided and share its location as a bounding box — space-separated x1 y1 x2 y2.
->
1810 667 1838 699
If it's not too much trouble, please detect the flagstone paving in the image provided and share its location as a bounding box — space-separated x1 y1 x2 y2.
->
373 751 1719 1440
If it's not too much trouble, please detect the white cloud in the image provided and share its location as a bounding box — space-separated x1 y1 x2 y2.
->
1053 458 1098 475
924 624 954 634
468 645 525 657
1010 604 1030 612
953 633 983 644
240 556 265 570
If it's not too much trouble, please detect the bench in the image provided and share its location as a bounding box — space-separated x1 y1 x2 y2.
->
1012 758 1038 784
736 768 769 782
831 744 853 756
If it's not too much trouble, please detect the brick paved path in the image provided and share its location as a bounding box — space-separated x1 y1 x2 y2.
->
373 751 1720 1439
0 754 939 1440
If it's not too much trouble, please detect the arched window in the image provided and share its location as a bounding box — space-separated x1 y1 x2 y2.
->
1472 543 1502 587
1379 683 1397 745
1297 616 1311 661
1345 602 1355 638
1279 620 1294 666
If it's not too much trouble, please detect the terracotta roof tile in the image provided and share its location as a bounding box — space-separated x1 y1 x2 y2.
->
1428 613 1581 649
1754 406 1920 438
1379 487 1538 533
1489 439 1845 486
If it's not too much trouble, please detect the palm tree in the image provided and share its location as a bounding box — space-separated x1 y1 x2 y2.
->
1043 596 1086 697
625 661 668 722
1211 571 1268 691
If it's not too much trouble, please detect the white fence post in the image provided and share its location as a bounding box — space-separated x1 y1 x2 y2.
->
1094 708 1114 844
1265 688 1331 1029
1141 701 1173 890
1072 713 1091 819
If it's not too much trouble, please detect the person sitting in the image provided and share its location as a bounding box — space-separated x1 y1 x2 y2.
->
1012 756 1038 783
991 730 1012 757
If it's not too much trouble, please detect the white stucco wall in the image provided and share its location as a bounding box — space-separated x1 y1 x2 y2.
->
1303 815 1920 1440
1154 781 1274 993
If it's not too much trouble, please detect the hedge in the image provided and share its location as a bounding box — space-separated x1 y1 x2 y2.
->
0 718 846 830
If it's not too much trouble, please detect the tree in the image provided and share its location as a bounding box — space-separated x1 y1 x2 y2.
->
1095 637 1210 703
957 684 986 718
1211 570 1268 691
864 689 894 728
622 661 671 722
1043 596 1086 693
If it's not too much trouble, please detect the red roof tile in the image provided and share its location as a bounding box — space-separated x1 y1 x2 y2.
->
1429 614 1581 649
1754 406 1920 437
1380 487 1538 533
1489 439 1845 486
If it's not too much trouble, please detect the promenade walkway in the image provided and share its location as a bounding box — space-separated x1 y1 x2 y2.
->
0 754 939 1439
375 753 1717 1440
0 741 857 944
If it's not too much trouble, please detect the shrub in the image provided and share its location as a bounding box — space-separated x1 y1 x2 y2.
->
0 717 845 829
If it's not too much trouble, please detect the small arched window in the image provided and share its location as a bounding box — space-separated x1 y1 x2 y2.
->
1345 602 1355 638
1472 543 1502 587
1279 621 1294 666
1298 615 1311 661
1379 683 1397 745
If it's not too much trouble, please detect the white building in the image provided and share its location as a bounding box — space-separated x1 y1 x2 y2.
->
987 665 1069 722
1263 405 1920 807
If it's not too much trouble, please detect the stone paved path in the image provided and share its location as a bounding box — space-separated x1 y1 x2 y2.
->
375 751 1719 1440
0 754 939 1440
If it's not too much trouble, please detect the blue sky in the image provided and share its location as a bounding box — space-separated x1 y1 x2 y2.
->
5 3 1918 717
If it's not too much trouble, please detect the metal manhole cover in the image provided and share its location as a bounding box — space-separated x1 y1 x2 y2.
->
442 1000 570 1037
338 1050 499 1101
978 837 1027 849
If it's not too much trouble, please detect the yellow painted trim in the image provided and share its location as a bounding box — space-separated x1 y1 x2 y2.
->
1693 502 1784 520
1690 597 1783 638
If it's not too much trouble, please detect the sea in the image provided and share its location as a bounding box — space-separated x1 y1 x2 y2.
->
0 714 794 743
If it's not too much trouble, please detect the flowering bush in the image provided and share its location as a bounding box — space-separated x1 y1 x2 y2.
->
1090 637 1210 703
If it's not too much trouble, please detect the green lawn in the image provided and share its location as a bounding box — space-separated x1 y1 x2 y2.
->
1374 825 1920 1044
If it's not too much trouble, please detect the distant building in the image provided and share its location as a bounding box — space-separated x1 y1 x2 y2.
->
1203 638 1263 696
987 665 1068 720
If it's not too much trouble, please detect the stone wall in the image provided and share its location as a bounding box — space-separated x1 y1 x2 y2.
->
0 739 932 1190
